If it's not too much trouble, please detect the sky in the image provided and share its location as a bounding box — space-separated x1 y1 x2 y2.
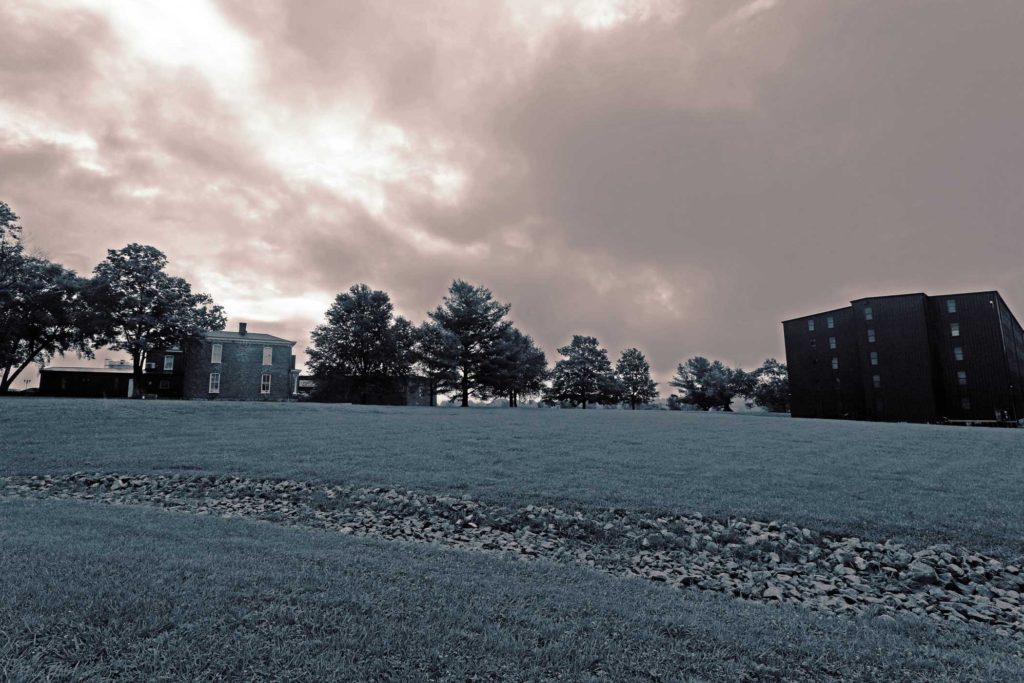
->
3 0 1024 388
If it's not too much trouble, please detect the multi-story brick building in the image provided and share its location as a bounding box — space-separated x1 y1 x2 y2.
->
145 322 299 400
783 291 1024 424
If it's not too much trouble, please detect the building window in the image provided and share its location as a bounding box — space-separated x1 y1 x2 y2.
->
947 298 957 314
159 380 170 390
163 355 174 371
951 322 960 337
828 336 837 350
875 397 884 414
826 316 834 329
807 319 815 332
954 346 964 361
872 374 881 389
961 397 971 410
957 370 967 386
146 361 156 370
870 351 878 366
211 343 223 364
262 346 273 366
831 357 839 370
809 338 817 350
867 328 876 343
209 372 221 394
864 306 873 321
261 373 272 394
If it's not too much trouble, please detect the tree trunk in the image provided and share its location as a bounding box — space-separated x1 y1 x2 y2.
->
582 398 587 409
1 346 42 393
461 373 469 407
631 397 636 410
131 351 143 399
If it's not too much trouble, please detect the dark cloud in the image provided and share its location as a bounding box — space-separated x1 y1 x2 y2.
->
3 0 1023 388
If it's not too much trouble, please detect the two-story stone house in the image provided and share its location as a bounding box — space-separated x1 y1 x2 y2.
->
145 322 299 400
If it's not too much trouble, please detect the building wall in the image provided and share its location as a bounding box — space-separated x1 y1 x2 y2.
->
182 338 295 401
850 295 937 423
783 290 1023 424
39 371 132 398
784 308 863 419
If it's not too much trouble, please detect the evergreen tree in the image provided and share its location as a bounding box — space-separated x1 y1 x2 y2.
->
668 356 737 411
89 244 225 397
426 280 512 407
544 335 621 409
615 347 658 410
306 284 415 403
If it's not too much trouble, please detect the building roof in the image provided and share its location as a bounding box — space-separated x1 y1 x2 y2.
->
202 330 295 345
40 366 133 374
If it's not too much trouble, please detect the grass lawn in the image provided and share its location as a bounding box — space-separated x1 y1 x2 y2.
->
3 398 1023 559
3 497 1023 681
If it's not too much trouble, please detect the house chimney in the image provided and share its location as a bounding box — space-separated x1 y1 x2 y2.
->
238 322 247 335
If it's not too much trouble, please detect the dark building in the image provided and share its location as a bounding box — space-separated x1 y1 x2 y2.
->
783 291 1024 424
297 374 436 406
39 363 135 398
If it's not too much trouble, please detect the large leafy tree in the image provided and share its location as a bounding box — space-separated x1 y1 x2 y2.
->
615 347 658 410
0 201 94 393
413 321 459 406
306 284 415 403
426 279 512 407
543 335 621 409
482 326 548 407
89 244 225 398
751 358 790 412
669 356 738 411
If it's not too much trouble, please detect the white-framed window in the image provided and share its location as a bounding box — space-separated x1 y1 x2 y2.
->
163 355 174 371
870 351 878 366
828 336 837 350
831 357 839 370
961 397 971 410
872 374 881 389
260 373 272 394
951 322 960 337
262 346 273 366
211 343 223 364
826 316 834 329
867 328 876 343
954 346 964 361
947 298 957 314
864 306 873 321
807 319 815 332
957 370 967 386
209 372 221 394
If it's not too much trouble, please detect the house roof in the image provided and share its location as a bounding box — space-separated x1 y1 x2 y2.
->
202 330 295 345
40 366 133 374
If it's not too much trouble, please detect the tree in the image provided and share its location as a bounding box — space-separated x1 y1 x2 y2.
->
482 326 548 406
306 284 415 403
668 356 738 411
0 202 95 393
427 279 512 407
615 347 658 410
730 367 758 408
413 321 459 406
544 335 621 409
751 358 790 412
89 244 225 398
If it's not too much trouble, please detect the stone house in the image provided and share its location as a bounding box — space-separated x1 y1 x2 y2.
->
147 322 299 400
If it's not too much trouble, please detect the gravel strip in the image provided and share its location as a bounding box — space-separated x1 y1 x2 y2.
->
4 472 1023 637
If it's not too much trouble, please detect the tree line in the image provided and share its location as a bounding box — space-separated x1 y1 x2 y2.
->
1 199 789 410
307 280 789 411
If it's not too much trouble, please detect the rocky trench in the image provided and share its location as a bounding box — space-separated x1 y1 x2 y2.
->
3 473 1023 638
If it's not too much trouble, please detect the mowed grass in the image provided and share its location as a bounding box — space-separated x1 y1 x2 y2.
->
3 497 1023 681
3 398 1023 558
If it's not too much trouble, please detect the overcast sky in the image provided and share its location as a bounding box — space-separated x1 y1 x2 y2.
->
3 0 1023 386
